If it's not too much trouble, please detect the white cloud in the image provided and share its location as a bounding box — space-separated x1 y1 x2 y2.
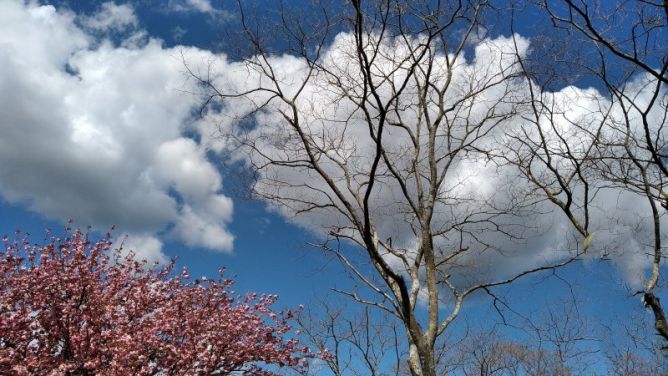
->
113 233 168 265
0 1 234 259
185 0 215 13
80 2 138 32
196 30 666 290
151 138 222 201
172 204 234 251
2 0 663 290
167 0 217 14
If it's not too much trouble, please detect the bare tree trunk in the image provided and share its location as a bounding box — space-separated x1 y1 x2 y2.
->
407 337 436 376
644 292 668 345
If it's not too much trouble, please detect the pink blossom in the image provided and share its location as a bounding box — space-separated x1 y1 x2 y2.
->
0 230 309 375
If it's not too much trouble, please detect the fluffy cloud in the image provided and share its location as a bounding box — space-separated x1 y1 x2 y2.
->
0 1 233 260
113 233 168 265
197 30 666 290
2 0 663 289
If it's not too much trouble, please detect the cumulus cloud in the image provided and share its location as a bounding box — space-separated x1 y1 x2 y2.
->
113 233 168 265
0 1 234 261
499 76 667 288
2 0 663 288
195 33 559 288
196 30 666 290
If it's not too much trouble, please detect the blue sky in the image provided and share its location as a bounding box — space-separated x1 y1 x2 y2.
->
0 0 666 372
0 0 361 315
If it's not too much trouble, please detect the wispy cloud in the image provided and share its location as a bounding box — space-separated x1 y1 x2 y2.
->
167 0 218 15
80 2 138 32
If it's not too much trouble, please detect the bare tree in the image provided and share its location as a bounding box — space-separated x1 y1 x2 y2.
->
610 350 666 376
296 299 405 376
442 293 600 375
190 1 595 375
602 314 668 376
527 0 668 345
453 336 573 376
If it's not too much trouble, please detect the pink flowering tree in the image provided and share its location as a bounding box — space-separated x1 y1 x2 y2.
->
0 230 309 375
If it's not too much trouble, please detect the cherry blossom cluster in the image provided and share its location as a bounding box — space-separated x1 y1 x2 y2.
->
0 230 309 375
